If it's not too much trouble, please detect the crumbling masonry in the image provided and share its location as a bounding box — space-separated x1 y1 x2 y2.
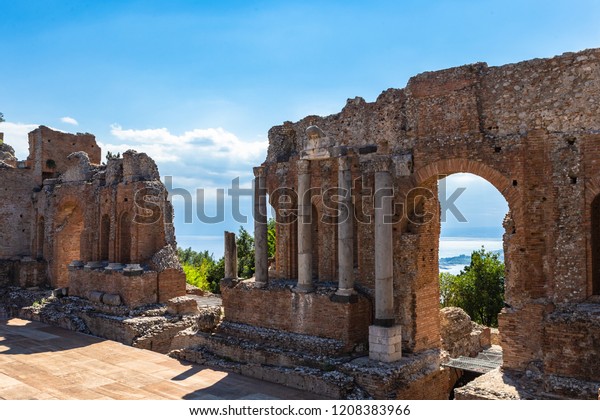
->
219 48 600 398
0 126 186 305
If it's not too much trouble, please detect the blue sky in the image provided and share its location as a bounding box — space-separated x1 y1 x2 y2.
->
1 1 598 257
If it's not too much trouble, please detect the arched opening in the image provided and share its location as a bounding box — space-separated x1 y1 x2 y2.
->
54 203 83 288
591 194 600 295
36 216 45 259
118 212 131 263
100 214 110 261
437 172 509 394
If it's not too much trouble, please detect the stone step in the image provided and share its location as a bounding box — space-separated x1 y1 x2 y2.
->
173 329 351 371
215 321 348 357
170 346 368 399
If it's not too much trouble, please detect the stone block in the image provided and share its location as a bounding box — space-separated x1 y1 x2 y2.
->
368 324 402 363
102 293 122 306
89 291 104 303
166 296 199 315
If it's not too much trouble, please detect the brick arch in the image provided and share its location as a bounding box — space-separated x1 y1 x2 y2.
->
584 176 600 297
412 158 520 224
407 158 521 353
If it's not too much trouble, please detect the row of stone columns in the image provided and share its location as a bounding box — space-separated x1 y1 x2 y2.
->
254 157 393 309
250 156 401 362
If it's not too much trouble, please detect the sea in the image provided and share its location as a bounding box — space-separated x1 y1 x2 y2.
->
439 237 503 275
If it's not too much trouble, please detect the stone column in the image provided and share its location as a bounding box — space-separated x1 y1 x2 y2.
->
224 231 237 280
369 157 402 362
374 159 394 323
334 156 356 301
295 159 313 293
253 166 268 288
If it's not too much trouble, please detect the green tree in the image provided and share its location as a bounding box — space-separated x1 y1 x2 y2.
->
0 112 4 123
267 218 276 258
106 151 121 160
236 226 255 279
207 257 225 291
439 247 505 327
177 247 221 293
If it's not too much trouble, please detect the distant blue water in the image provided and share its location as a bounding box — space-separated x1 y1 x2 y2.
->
439 237 504 274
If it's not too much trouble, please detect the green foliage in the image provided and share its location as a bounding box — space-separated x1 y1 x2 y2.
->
236 226 255 279
177 247 220 293
439 246 505 327
177 224 258 292
0 112 4 123
207 257 224 287
267 218 276 259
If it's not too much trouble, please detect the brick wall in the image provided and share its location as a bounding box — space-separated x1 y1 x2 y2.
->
69 268 158 307
222 281 372 352
256 48 600 381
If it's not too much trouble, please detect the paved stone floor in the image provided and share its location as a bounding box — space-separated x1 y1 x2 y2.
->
0 318 321 400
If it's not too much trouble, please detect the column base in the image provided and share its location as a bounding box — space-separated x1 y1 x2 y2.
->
369 324 402 363
331 290 358 303
254 281 268 289
293 284 314 293
220 277 239 288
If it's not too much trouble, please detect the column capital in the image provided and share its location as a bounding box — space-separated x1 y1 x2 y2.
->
360 156 391 174
338 155 352 172
372 156 391 173
297 159 311 174
253 166 266 178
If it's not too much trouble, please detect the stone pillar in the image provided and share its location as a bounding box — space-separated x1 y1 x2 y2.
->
253 166 268 288
334 156 356 301
374 159 394 324
369 157 402 362
295 159 313 293
224 231 237 280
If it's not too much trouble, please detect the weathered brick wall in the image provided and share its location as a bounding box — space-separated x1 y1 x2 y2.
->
0 168 35 258
222 281 372 352
158 268 187 303
69 268 158 307
27 126 100 184
542 304 600 381
0 126 186 305
257 48 600 381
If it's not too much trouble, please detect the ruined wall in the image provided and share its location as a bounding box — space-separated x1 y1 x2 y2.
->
257 48 600 383
0 169 35 258
0 126 186 307
27 126 100 183
221 280 372 352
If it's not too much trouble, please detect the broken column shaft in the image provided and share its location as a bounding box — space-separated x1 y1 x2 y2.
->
224 231 237 280
253 166 268 288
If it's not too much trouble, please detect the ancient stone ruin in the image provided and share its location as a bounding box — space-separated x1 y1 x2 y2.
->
214 48 600 399
1 47 600 400
0 126 186 305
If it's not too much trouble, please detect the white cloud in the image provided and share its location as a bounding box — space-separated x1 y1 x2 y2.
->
60 116 79 126
0 122 38 160
106 125 266 163
101 125 267 187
